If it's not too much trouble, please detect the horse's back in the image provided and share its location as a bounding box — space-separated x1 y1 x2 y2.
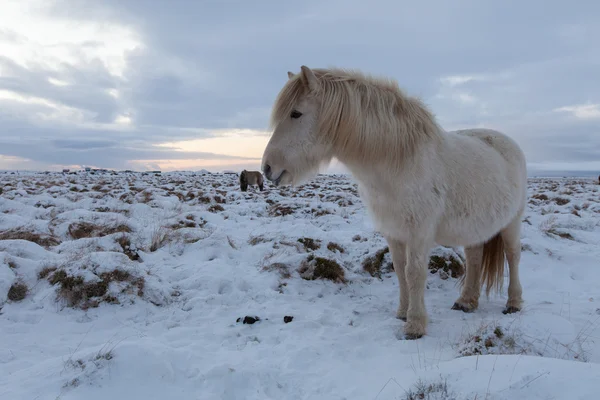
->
447 129 526 189
251 171 263 184
451 128 526 170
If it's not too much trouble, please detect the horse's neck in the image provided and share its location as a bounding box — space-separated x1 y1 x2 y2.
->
343 142 443 195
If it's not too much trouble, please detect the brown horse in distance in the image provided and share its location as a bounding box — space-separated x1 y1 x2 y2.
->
240 170 264 192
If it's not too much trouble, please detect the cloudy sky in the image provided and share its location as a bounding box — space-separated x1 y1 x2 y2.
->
1 0 599 174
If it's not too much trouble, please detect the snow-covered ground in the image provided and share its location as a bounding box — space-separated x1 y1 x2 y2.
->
1 171 599 400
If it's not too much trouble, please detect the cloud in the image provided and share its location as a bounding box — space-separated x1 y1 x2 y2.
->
554 104 600 120
1 0 599 173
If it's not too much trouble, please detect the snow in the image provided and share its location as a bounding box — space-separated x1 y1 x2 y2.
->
1 171 600 399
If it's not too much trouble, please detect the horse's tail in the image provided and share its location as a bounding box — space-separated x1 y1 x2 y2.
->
480 233 506 297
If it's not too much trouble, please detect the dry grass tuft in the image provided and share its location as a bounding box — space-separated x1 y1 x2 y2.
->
149 226 172 252
262 262 292 279
553 197 571 206
546 229 575 240
115 234 140 261
297 237 321 251
38 266 58 279
455 323 526 357
268 203 295 217
7 281 28 301
208 204 225 213
298 254 346 284
403 378 454 400
248 235 270 246
46 268 145 309
326 242 345 253
68 222 132 240
428 254 465 279
362 247 391 278
0 227 61 248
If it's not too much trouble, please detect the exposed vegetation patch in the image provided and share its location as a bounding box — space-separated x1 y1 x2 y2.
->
208 204 224 213
149 227 172 252
248 235 270 246
326 242 345 253
0 227 61 248
428 253 464 279
268 203 296 217
545 229 575 240
298 237 321 251
455 323 528 357
170 215 205 230
403 378 455 400
553 197 571 205
45 268 145 309
362 246 391 278
68 221 132 240
298 255 346 284
115 234 140 261
7 281 28 302
352 234 367 242
262 262 292 279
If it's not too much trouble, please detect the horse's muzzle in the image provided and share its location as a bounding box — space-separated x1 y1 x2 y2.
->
263 164 287 186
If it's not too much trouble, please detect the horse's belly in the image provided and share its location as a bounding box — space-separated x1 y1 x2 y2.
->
435 212 514 247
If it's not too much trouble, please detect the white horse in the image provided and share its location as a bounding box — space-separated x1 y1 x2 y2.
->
261 66 527 339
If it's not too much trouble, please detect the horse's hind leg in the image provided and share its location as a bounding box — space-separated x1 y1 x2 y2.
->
452 244 483 313
500 214 523 314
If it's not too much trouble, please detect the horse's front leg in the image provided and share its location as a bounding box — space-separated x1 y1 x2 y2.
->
385 237 408 321
403 242 431 339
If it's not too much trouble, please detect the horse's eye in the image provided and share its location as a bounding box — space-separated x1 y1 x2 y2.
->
290 110 302 119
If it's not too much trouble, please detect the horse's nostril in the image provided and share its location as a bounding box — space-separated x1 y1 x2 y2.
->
264 164 271 177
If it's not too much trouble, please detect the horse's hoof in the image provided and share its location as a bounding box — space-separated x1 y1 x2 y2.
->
451 302 475 313
402 320 427 340
403 332 423 340
502 306 520 314
396 310 407 321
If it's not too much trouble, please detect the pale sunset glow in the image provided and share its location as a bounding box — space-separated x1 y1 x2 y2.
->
158 130 270 159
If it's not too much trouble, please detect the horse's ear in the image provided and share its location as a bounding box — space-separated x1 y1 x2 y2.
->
300 65 318 92
287 71 295 80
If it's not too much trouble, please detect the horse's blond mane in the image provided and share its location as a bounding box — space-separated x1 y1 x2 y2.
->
270 67 443 165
